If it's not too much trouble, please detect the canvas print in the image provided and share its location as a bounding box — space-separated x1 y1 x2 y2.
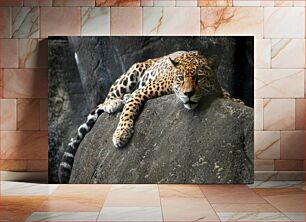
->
48 36 254 184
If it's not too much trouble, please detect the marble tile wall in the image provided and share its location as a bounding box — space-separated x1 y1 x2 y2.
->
0 0 304 181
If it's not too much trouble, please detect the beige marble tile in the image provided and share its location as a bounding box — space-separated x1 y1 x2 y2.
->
249 181 304 188
1 181 58 196
38 196 104 212
0 159 27 171
143 7 200 35
39 99 48 130
212 203 278 212
200 7 263 38
0 0 23 6
275 160 304 171
27 159 48 171
264 7 305 38
158 184 204 198
26 212 99 221
141 0 153 6
153 0 175 6
255 99 263 130
254 160 275 171
280 130 304 160
255 39 271 68
17 99 40 130
96 0 140 6
254 171 304 181
295 99 304 130
283 212 305 221
0 7 11 38
103 184 160 207
0 39 18 68
53 0 95 6
263 99 295 130
233 0 260 6
52 184 111 199
272 39 305 68
274 0 293 6
304 70 306 98
261 0 274 6
200 185 266 204
23 0 52 6
12 7 39 38
293 0 306 6
81 7 110 36
217 212 291 221
161 197 219 221
255 131 280 160
198 0 232 6
259 189 305 212
98 207 162 221
0 69 2 98
3 69 48 98
256 69 304 98
19 39 48 68
40 7 80 38
111 7 142 35
176 0 197 6
0 99 16 130
1 196 48 221
1 131 48 159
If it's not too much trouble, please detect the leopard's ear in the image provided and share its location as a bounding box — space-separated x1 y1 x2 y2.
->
168 57 179 68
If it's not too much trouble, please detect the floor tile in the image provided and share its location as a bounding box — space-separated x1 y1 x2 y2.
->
212 203 278 212
217 212 291 221
255 189 305 212
38 196 104 212
200 185 266 204
52 184 111 198
103 184 160 207
158 184 204 198
1 181 58 196
0 196 47 221
161 197 219 221
25 212 99 221
97 207 163 221
283 212 305 221
248 181 304 189
254 188 304 197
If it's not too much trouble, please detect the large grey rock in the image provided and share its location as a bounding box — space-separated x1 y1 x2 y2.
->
70 95 254 184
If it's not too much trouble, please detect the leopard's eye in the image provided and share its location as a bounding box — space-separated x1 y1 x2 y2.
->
177 75 184 82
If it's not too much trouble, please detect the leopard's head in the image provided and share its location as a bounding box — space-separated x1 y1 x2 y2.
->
170 56 216 110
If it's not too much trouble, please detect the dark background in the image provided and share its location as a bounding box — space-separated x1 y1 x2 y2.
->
48 36 254 183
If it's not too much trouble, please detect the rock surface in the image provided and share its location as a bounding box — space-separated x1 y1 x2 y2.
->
70 95 254 184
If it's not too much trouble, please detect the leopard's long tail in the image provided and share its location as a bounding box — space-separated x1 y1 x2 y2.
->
58 104 104 183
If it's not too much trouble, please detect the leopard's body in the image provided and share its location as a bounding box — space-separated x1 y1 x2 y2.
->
58 51 235 183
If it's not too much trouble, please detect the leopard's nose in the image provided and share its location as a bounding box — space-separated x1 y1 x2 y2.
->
184 90 195 98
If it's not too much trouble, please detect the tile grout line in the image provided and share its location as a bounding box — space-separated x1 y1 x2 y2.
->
95 184 112 221
157 184 165 222
197 185 222 222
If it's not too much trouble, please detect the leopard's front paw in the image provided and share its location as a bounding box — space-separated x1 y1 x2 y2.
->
112 127 134 148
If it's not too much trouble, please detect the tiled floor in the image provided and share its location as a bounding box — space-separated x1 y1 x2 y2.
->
0 181 305 221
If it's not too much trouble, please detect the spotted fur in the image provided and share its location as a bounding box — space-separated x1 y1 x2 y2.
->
58 51 238 183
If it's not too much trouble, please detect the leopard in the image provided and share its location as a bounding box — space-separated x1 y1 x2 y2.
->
58 50 238 183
